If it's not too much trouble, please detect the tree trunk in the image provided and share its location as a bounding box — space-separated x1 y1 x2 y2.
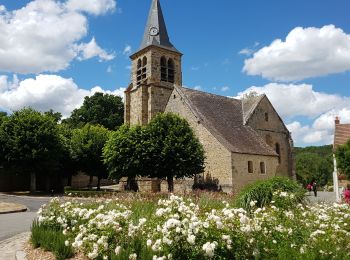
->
88 175 93 190
30 172 36 194
97 176 101 191
167 175 174 193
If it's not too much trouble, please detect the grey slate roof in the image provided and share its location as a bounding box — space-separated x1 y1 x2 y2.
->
177 87 278 156
139 0 179 53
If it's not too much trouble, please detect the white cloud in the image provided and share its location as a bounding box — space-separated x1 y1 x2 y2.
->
0 5 5 12
237 83 350 146
0 0 116 74
243 25 350 81
220 86 230 92
237 83 350 118
76 38 115 61
123 45 132 56
66 0 116 15
107 65 113 73
191 66 200 71
0 74 124 118
239 42 259 56
194 86 202 90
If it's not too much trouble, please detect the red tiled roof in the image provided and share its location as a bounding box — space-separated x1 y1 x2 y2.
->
334 123 350 148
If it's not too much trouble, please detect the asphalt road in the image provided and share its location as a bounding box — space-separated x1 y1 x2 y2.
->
0 194 51 241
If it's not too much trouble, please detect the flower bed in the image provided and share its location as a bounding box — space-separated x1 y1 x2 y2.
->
34 192 350 259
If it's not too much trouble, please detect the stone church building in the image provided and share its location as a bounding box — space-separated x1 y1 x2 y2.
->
124 0 294 193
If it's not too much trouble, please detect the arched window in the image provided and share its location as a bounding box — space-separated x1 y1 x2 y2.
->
260 162 266 174
160 56 167 82
136 59 142 86
142 57 147 79
168 58 175 83
275 143 281 164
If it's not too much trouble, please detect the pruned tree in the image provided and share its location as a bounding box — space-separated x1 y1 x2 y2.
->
0 108 63 193
146 113 205 192
70 124 110 190
336 139 350 179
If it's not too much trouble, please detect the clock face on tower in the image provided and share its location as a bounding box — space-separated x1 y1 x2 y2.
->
149 27 159 36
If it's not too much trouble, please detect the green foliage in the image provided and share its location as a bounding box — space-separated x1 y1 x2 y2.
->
235 177 306 212
147 113 205 191
44 109 62 123
31 220 73 260
336 139 350 179
192 174 221 192
63 92 124 130
103 113 205 191
103 125 150 181
0 108 63 191
294 145 333 186
70 124 110 189
0 111 7 125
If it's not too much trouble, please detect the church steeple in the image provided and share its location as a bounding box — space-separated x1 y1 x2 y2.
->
139 0 179 52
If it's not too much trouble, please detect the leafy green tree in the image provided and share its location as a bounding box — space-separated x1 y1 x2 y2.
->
295 152 333 187
44 109 62 123
147 113 205 192
103 125 150 191
336 139 350 179
63 92 124 130
0 111 7 125
0 108 63 193
70 124 110 190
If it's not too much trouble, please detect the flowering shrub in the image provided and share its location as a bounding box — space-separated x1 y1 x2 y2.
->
36 193 350 259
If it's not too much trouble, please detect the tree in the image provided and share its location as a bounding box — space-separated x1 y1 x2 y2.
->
70 124 110 190
103 125 150 191
44 109 62 123
147 113 205 192
63 92 124 130
0 108 63 193
336 139 350 179
0 111 7 125
295 152 333 187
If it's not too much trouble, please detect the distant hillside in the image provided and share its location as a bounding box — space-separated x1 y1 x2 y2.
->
294 145 333 158
293 145 333 186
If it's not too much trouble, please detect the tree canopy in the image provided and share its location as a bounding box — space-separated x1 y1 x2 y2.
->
63 92 124 130
70 124 110 190
335 140 350 179
294 145 333 186
103 113 205 192
0 108 63 192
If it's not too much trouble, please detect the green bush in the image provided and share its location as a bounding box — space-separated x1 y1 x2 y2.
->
235 177 306 212
31 220 73 260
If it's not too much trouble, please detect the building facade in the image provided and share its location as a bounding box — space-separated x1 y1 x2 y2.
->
124 0 294 193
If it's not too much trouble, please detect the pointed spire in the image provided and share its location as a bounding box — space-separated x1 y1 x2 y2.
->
139 0 178 52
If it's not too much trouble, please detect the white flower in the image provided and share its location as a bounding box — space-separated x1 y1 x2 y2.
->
129 253 137 260
202 242 216 257
249 200 257 207
147 239 153 247
272 240 277 244
187 234 196 245
64 240 69 247
88 251 98 259
114 246 121 255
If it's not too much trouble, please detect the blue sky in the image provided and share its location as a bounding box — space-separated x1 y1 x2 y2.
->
1 0 350 147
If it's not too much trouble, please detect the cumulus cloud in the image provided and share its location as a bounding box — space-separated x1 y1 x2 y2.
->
76 38 115 61
237 83 350 146
237 83 350 118
0 0 116 74
243 25 350 81
0 74 124 118
66 0 116 15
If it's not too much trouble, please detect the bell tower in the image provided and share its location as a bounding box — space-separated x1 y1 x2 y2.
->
125 0 182 126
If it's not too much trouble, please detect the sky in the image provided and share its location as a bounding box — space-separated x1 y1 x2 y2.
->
1 0 350 147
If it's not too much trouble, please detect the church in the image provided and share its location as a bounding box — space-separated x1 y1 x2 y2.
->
124 0 295 193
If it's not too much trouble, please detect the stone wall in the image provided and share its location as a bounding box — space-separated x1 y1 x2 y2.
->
165 88 233 192
246 96 294 178
231 153 278 193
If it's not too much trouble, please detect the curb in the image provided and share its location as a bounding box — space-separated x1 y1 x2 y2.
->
0 206 28 214
16 250 27 260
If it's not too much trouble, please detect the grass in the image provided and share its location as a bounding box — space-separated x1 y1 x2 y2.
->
31 220 74 260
